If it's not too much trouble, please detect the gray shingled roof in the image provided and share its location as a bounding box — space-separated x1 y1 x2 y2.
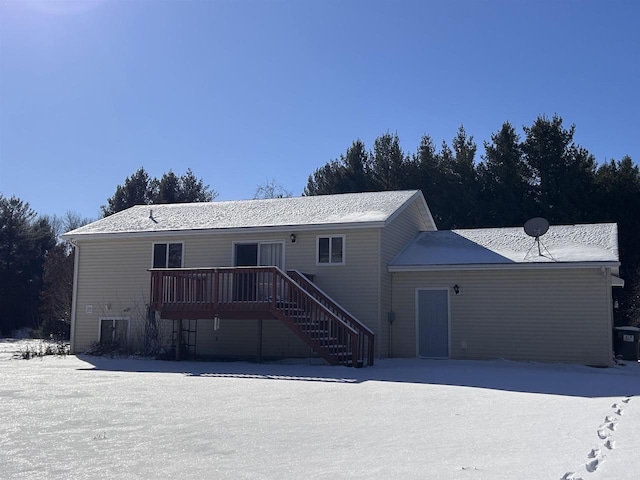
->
390 223 619 268
63 190 427 238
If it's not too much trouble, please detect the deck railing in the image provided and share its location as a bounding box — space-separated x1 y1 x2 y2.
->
149 267 373 367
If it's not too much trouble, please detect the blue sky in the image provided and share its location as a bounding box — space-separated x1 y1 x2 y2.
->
1 0 638 221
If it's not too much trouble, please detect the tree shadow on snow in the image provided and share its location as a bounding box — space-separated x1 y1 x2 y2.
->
75 355 640 398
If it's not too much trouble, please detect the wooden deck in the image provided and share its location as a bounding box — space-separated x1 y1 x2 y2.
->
149 267 374 367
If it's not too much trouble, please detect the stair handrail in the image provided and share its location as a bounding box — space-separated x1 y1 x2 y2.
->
287 270 374 334
287 269 374 366
270 267 362 367
270 268 359 335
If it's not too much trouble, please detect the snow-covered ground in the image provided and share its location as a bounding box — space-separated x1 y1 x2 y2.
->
1 339 639 480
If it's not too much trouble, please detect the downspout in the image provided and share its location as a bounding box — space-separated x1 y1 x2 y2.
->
376 228 382 359
604 267 614 366
389 271 394 358
69 240 80 354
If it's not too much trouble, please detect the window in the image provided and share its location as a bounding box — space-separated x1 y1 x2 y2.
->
99 317 129 347
153 242 183 268
317 235 344 265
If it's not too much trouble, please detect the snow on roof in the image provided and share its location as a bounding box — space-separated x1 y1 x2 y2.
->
64 190 423 238
390 223 619 268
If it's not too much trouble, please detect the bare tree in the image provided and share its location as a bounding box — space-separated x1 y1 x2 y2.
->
254 179 292 199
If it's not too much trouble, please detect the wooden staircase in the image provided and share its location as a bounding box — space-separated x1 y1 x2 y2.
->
149 267 374 367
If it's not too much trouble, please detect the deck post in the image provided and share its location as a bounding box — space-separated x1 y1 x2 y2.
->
351 333 359 368
175 319 182 361
213 268 219 309
257 319 263 363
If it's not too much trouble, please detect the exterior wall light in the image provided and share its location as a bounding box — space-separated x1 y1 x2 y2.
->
290 233 296 243
453 284 460 295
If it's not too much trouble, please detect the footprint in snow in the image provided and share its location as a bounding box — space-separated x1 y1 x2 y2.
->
604 439 615 450
588 448 600 458
622 397 631 404
612 403 619 408
561 472 584 480
605 415 614 422
615 408 624 416
586 458 603 473
607 422 617 431
597 429 609 439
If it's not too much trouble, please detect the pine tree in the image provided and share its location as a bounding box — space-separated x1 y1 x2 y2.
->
0 196 56 334
101 167 154 216
522 115 596 223
179 168 215 203
304 140 373 195
478 122 533 226
371 132 407 191
411 135 445 227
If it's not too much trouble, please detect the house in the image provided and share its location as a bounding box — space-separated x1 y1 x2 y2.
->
62 190 622 367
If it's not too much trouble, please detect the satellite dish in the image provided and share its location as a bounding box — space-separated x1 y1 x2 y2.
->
524 217 549 238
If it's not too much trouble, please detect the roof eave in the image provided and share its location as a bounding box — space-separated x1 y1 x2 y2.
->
388 261 621 272
62 220 389 242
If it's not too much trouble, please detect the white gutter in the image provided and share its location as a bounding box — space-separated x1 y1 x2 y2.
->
388 261 620 272
61 221 388 242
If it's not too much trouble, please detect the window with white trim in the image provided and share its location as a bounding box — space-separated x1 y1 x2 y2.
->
99 317 129 347
152 242 183 268
317 235 345 265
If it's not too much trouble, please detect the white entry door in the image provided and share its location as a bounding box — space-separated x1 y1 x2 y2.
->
417 289 449 358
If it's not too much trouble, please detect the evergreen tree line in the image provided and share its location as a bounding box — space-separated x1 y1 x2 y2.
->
0 167 216 335
101 167 217 217
305 115 640 325
0 196 91 335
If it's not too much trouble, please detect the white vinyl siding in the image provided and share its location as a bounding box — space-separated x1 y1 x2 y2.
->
391 268 613 366
378 198 435 357
73 239 153 352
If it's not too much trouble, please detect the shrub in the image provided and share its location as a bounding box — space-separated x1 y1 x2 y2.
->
18 338 70 359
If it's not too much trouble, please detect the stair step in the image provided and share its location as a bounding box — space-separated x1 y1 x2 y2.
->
281 309 309 315
306 333 332 340
327 345 350 352
274 276 369 368
296 322 326 329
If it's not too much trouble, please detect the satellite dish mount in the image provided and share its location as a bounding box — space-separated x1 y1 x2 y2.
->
524 217 551 258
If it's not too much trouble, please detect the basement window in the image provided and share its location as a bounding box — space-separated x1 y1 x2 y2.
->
152 242 183 268
317 235 345 265
99 317 129 347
